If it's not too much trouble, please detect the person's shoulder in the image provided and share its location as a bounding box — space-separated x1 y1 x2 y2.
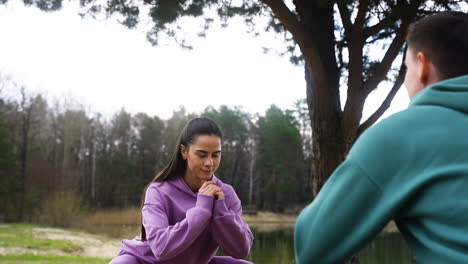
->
212 176 238 197
347 109 419 168
358 104 439 148
358 107 428 144
213 175 231 189
369 109 414 133
353 108 416 150
146 181 165 192
145 181 175 203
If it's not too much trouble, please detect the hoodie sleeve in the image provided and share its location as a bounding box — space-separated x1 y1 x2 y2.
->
211 184 254 259
294 160 392 264
142 185 214 262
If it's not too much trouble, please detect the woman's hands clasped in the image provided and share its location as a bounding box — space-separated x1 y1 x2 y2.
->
199 181 224 200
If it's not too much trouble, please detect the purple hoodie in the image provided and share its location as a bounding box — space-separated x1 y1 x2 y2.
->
118 175 254 264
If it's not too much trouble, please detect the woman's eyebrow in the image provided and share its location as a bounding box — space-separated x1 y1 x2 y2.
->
195 150 221 153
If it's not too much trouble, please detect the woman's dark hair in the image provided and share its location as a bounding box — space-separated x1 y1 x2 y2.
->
406 11 468 80
141 117 223 241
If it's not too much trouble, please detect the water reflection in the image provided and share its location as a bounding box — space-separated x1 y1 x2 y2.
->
246 229 416 264
358 233 417 264
81 224 415 264
246 228 294 264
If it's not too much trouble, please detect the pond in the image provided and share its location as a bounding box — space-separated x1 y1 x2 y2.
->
81 223 416 264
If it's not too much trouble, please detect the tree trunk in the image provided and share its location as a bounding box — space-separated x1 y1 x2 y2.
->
305 64 347 197
248 131 256 206
297 2 346 197
19 116 29 220
230 145 242 189
262 0 422 262
19 88 32 221
91 140 96 202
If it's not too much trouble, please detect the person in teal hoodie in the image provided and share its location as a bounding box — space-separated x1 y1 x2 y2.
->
295 11 468 264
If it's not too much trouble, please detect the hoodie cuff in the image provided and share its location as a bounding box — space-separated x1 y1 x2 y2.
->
196 193 214 210
213 198 230 218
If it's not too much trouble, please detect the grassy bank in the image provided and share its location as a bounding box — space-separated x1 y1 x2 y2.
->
83 208 298 225
82 208 397 234
0 220 399 263
0 255 108 264
83 208 298 233
0 224 118 263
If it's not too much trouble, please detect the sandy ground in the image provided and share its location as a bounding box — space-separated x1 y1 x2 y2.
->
0 226 121 258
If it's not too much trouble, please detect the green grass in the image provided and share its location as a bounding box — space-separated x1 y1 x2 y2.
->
0 254 110 263
0 224 116 263
0 224 82 253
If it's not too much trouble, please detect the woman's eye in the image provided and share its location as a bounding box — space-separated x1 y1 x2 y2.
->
196 153 220 158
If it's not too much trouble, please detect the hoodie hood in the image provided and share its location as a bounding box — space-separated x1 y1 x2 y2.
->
167 175 222 197
410 74 468 114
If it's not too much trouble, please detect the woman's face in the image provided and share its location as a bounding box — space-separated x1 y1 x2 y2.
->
181 135 222 182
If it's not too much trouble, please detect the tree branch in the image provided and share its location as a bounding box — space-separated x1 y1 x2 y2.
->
262 0 306 41
362 21 408 95
362 0 425 95
342 0 371 122
337 2 352 36
263 0 333 96
365 0 425 38
366 16 392 37
365 28 397 44
357 53 406 136
354 0 370 30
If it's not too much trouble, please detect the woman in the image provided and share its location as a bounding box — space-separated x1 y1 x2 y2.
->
109 117 254 264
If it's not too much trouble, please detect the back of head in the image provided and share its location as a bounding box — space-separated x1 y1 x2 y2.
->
406 11 468 80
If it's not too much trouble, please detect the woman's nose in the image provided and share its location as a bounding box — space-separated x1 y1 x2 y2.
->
204 158 214 166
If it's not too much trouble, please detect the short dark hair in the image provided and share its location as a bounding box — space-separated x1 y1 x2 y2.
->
406 11 468 80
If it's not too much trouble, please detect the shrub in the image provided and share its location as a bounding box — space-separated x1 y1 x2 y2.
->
35 190 88 227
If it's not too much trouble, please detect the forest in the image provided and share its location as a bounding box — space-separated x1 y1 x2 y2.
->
0 76 313 223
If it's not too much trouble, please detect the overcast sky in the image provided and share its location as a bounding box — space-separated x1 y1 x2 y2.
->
0 1 409 120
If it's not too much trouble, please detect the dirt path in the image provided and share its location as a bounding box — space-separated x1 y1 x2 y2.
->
0 226 121 258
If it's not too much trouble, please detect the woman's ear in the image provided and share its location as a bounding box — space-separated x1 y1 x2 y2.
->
180 144 187 160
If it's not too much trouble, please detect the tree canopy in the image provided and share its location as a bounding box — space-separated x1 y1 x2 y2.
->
2 0 466 196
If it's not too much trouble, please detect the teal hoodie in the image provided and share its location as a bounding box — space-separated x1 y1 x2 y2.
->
295 75 468 264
